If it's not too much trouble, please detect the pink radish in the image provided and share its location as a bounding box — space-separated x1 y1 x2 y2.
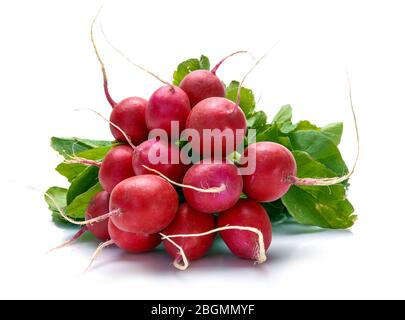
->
109 97 148 145
109 175 178 234
99 145 135 193
91 12 148 145
182 161 243 214
132 138 189 182
218 199 272 260
146 85 191 135
85 190 111 241
185 97 247 158
241 142 297 202
180 70 225 107
51 175 178 236
108 220 161 253
241 141 358 202
163 203 216 261
179 51 246 107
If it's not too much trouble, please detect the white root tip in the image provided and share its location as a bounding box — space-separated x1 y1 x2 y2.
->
84 239 114 273
160 233 190 271
142 165 226 193
47 226 88 254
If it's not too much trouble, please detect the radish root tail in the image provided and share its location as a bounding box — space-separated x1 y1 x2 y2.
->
85 108 136 150
85 239 114 273
161 225 267 266
91 5 116 108
100 24 173 88
142 165 226 193
48 226 88 253
290 74 359 186
211 50 250 75
64 156 102 167
236 41 279 107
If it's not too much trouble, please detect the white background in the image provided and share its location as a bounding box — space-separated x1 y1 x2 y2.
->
0 0 404 299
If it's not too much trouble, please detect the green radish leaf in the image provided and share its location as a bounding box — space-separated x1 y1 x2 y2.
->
272 105 292 124
293 121 343 145
225 81 256 116
44 187 72 225
55 145 115 182
321 122 344 145
255 124 278 142
289 130 348 175
55 163 87 183
295 120 319 131
247 111 267 130
199 55 210 70
45 186 67 214
262 200 290 225
173 55 210 86
281 151 356 229
66 183 103 219
51 137 113 158
282 186 355 229
66 166 99 205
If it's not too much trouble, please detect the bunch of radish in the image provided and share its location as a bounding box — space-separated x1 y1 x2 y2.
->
46 9 357 271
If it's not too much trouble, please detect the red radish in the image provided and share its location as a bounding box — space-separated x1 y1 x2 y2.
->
99 145 135 193
163 203 216 261
110 175 178 234
186 97 247 158
85 190 111 241
182 161 243 214
146 85 191 134
241 141 359 202
91 12 148 144
179 51 246 107
109 97 148 145
132 138 189 182
108 220 161 253
241 142 297 202
180 70 225 107
218 199 272 260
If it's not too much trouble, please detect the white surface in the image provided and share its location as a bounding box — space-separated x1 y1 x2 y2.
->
0 0 404 299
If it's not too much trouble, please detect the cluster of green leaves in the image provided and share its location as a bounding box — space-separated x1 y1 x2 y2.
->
45 137 116 224
46 55 356 230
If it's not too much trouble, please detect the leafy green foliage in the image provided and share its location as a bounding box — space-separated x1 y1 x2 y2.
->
172 55 210 86
46 138 115 224
66 183 103 219
44 187 69 224
251 103 354 229
225 81 256 116
281 151 356 229
55 145 114 182
66 166 99 205
51 137 113 158
262 200 290 225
